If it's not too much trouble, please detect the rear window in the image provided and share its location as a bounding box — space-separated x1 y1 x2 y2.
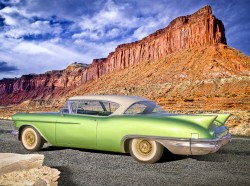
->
124 101 165 115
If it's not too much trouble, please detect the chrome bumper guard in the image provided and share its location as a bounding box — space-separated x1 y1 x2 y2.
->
158 133 232 155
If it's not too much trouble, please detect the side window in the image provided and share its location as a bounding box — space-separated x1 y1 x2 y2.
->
69 101 78 114
77 100 120 116
124 101 165 115
125 103 147 114
101 101 120 113
77 101 103 113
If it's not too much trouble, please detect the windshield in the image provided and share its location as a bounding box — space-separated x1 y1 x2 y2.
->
124 101 166 115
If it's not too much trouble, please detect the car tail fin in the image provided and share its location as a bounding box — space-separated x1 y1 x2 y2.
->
169 115 218 129
213 114 231 126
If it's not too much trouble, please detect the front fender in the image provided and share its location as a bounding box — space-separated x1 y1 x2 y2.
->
18 124 50 143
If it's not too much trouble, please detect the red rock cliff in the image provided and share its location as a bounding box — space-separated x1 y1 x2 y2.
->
82 5 226 81
0 63 88 105
0 5 227 105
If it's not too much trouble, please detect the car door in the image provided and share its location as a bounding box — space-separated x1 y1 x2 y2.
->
56 114 97 148
55 100 98 148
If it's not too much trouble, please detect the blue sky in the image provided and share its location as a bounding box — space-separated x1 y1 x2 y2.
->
0 0 249 80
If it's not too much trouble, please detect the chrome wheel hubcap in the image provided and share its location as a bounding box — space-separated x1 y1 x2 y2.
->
25 131 36 146
137 140 152 155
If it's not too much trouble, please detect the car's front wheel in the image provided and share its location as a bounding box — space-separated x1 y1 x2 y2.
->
21 126 45 151
129 138 164 163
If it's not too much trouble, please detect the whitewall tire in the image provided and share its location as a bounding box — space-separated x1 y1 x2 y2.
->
21 126 45 151
129 138 164 163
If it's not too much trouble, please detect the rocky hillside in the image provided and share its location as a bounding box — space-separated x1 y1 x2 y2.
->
65 43 250 113
67 44 250 98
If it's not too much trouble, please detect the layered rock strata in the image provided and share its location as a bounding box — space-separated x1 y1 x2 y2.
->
0 62 88 105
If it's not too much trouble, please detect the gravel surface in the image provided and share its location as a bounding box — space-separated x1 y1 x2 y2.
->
1 120 250 186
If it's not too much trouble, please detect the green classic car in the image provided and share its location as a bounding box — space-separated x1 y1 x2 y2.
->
12 95 231 163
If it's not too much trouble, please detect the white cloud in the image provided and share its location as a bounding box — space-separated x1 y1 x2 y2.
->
74 0 141 41
2 14 17 25
78 0 126 30
3 19 62 39
0 6 29 26
1 6 15 14
0 39 86 79
132 26 149 40
0 7 17 25
13 42 54 55
106 28 120 38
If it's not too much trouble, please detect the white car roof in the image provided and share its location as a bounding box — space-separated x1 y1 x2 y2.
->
68 95 151 115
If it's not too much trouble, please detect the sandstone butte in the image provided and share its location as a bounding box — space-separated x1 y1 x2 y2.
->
0 5 249 135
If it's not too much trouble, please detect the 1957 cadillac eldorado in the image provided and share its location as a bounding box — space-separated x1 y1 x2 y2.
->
12 95 231 163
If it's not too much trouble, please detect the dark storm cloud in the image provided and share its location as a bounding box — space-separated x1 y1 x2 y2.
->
0 15 4 26
0 2 6 10
16 0 99 19
0 61 18 73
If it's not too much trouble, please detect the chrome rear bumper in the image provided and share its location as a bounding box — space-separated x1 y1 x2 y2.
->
158 133 232 155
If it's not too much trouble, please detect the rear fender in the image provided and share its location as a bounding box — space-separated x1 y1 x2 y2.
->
168 115 218 130
120 135 182 153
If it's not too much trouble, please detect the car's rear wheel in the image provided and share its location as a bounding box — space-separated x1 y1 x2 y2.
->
129 138 164 163
21 126 45 151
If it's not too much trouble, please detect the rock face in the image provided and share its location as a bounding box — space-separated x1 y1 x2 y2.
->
0 153 60 185
0 5 227 105
0 62 88 105
0 153 44 175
